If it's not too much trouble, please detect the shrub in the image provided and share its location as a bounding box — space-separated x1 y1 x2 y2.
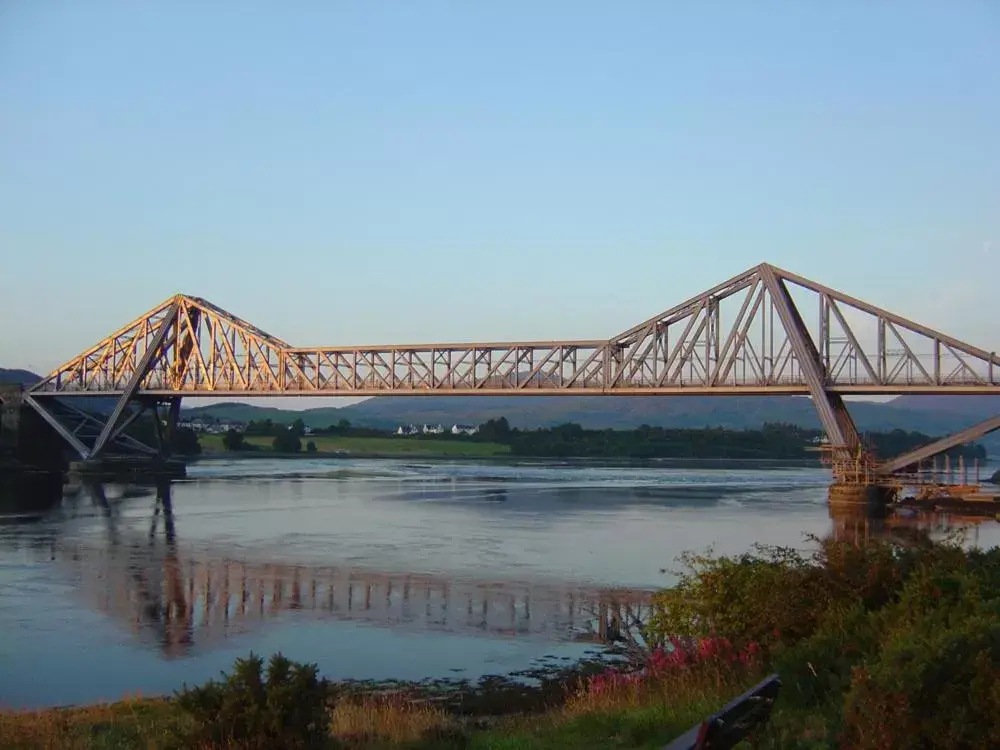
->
222 429 245 451
644 544 830 652
175 652 330 749
573 635 762 710
644 537 955 657
843 614 1000 748
772 602 879 713
273 430 302 453
306 440 317 453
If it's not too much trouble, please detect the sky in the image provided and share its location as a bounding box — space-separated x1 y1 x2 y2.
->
1 1 998 409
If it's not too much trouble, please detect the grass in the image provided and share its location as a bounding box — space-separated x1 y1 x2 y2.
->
1 638 764 749
0 682 741 750
0 698 192 750
199 433 511 457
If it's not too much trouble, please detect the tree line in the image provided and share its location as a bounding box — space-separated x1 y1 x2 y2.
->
159 413 987 463
223 418 387 454
472 417 986 462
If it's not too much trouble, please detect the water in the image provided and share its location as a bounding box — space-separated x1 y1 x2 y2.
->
1 458 998 709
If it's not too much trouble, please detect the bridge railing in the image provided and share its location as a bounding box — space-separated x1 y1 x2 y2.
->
661 674 781 750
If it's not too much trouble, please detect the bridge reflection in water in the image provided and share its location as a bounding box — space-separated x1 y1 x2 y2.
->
828 500 998 549
14 480 995 663
43 482 655 659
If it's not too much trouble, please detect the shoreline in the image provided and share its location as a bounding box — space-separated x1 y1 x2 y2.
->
191 449 825 468
3 650 621 714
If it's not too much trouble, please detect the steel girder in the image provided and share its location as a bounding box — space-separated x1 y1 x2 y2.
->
876 414 1000 475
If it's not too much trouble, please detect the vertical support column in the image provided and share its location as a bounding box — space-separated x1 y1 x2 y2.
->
933 340 941 385
163 397 182 458
818 294 829 371
877 319 886 383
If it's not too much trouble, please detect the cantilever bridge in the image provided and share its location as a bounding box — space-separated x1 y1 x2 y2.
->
11 262 1000 480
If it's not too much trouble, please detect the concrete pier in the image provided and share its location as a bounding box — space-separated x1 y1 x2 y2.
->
828 483 894 518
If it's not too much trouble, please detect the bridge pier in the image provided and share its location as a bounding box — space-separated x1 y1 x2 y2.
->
828 483 894 517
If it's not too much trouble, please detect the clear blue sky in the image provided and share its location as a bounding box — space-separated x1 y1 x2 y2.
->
2 1 998 385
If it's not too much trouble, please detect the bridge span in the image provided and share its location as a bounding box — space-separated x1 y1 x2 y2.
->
7 262 1000 484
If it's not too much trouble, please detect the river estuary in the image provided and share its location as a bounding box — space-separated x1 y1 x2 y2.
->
2 457 998 708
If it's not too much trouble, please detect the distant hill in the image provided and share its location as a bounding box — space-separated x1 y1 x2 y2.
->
0 369 120 413
0 368 40 386
183 393 1000 446
888 394 1000 419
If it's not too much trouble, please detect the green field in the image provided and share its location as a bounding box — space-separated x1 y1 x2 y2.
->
199 433 510 457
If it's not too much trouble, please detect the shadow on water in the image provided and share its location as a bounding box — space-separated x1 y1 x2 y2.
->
0 471 64 519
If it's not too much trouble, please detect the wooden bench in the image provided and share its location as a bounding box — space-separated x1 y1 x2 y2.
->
662 674 781 750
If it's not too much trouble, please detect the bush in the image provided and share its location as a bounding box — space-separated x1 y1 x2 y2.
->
772 602 879 713
175 652 330 749
171 426 202 456
644 544 831 652
222 429 245 451
306 440 317 453
843 615 1000 748
644 536 945 655
273 429 302 453
644 536 1000 748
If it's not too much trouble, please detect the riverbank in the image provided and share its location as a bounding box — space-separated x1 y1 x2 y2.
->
5 533 998 749
194 432 824 467
192 448 824 469
0 650 759 749
199 433 512 458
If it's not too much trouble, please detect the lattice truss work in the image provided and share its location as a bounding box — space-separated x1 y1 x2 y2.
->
23 263 1000 465
29 263 1000 398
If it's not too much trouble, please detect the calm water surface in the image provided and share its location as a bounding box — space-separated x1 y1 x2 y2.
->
1 458 997 708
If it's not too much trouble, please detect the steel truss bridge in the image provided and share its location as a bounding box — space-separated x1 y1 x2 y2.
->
11 262 1000 482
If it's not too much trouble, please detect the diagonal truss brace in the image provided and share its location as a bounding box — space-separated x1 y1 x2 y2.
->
877 414 1000 475
90 305 178 457
22 395 159 459
22 394 93 458
758 265 862 457
59 398 157 456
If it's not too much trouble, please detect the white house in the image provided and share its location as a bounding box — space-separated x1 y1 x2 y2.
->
451 424 479 436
